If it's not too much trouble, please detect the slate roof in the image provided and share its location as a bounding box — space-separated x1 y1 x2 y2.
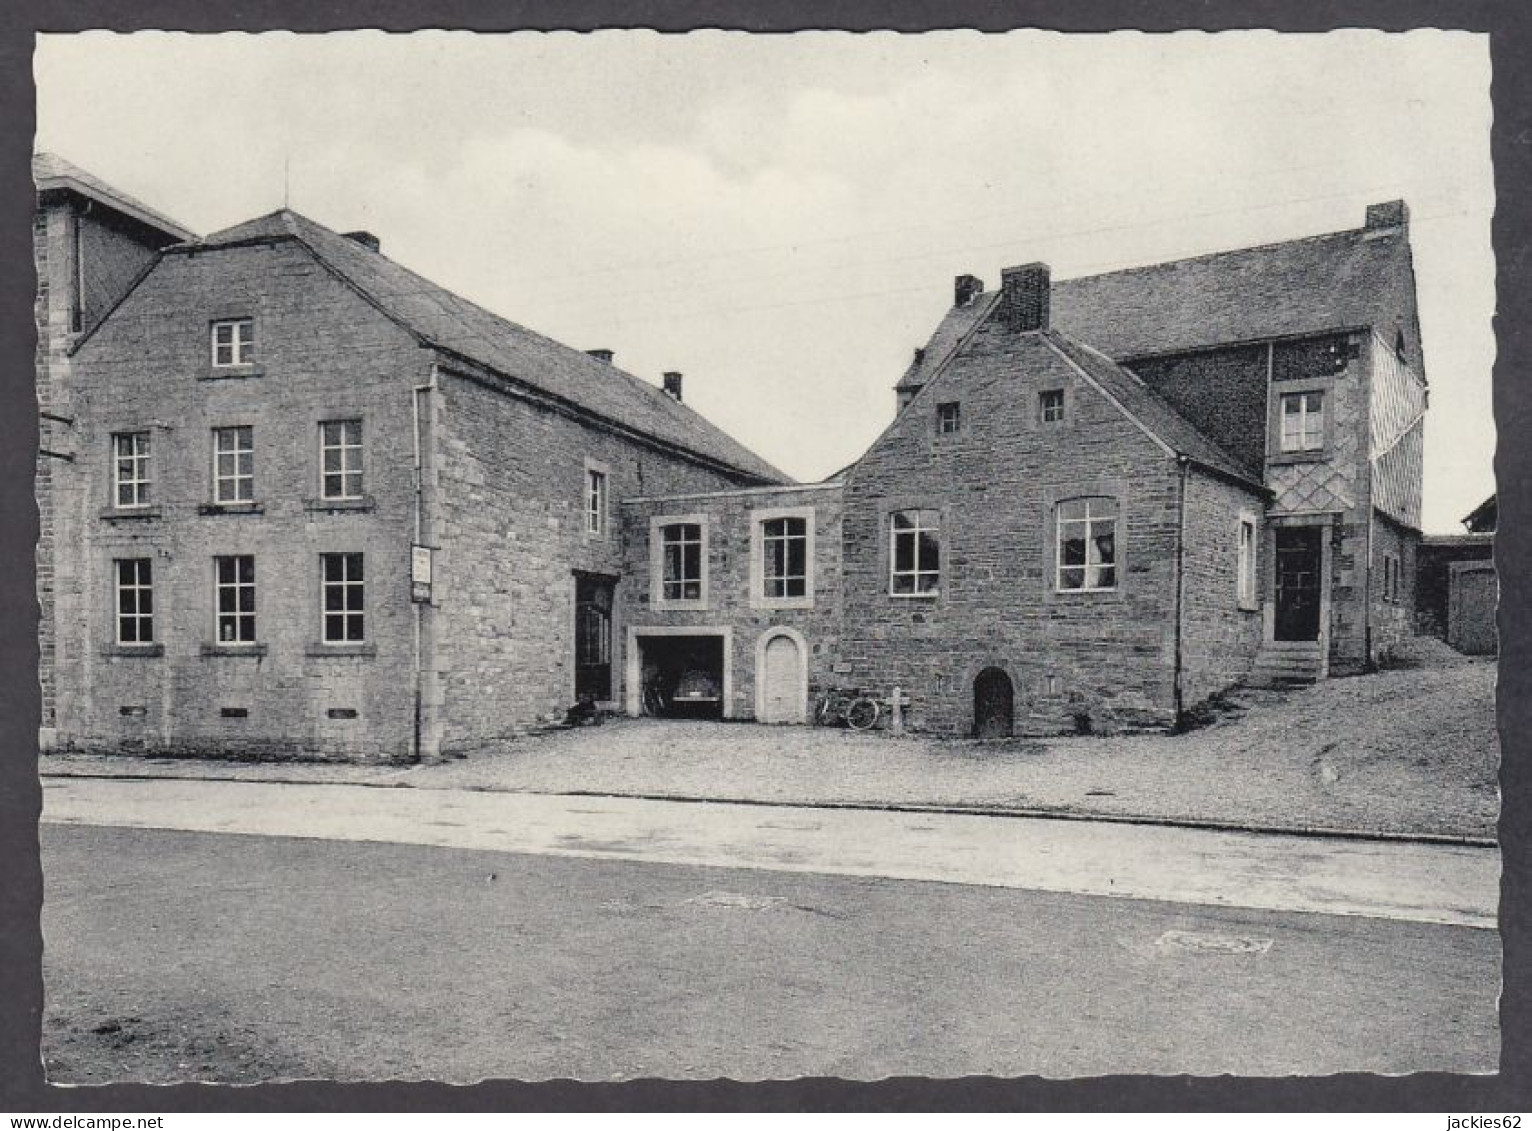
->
1462 494 1497 533
195 211 787 484
899 215 1414 390
1042 331 1264 490
33 152 197 242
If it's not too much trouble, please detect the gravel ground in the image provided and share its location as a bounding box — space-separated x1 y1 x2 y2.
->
42 641 1499 840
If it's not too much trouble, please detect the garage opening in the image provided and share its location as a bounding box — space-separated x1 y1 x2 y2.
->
637 633 726 719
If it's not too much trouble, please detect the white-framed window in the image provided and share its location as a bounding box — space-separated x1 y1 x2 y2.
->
211 318 256 367
319 419 364 500
586 466 608 536
763 516 808 599
212 426 254 503
1057 497 1119 592
890 509 941 596
115 557 154 644
320 552 365 643
1279 390 1325 453
1238 515 1258 608
1040 388 1066 423
112 431 152 508
660 522 704 602
936 402 961 435
215 555 256 643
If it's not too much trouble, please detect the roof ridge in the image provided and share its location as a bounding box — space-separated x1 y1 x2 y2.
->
1056 224 1380 288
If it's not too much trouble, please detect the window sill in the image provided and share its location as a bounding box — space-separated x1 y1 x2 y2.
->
1268 450 1329 466
753 597 815 612
100 505 161 521
304 496 376 513
101 643 163 657
199 502 264 516
305 642 376 657
889 591 940 601
199 366 265 382
201 642 269 657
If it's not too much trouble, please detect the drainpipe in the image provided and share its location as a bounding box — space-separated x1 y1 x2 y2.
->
410 362 440 761
1172 456 1189 724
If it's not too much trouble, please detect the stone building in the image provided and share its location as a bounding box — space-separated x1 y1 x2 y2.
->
33 153 197 749
47 200 782 761
36 160 1429 755
1418 494 1496 654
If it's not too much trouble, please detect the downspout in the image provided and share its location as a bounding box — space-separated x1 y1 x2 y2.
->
1172 455 1190 725
410 361 440 761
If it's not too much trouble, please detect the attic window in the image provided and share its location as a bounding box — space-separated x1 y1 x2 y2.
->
936 402 961 434
212 318 255 367
1039 389 1066 423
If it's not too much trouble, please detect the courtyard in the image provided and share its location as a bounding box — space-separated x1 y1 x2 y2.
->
42 641 1499 842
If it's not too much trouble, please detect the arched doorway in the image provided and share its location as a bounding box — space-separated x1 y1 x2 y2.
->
973 667 1015 739
756 629 807 724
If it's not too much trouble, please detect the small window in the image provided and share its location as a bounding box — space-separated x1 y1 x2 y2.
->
211 318 255 367
1395 330 1408 365
112 431 152 508
1057 497 1118 592
212 426 254 503
1039 389 1066 423
936 402 961 435
586 467 607 535
1238 518 1257 607
890 509 941 596
762 516 808 599
320 420 364 500
115 558 154 644
321 552 365 642
660 523 704 603
215 555 257 643
1280 391 1325 453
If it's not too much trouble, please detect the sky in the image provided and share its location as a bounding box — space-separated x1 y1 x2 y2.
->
34 30 1494 532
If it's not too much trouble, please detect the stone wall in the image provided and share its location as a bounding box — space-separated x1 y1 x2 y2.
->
1371 510 1420 660
619 483 843 721
1177 468 1264 707
433 366 762 752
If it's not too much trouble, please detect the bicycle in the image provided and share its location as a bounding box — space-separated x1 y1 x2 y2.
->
814 687 882 731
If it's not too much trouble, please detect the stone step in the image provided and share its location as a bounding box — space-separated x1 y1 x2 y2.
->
1261 641 1323 652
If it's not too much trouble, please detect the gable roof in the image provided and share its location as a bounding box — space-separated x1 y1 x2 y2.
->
193 210 786 484
1041 330 1264 491
33 152 196 242
1463 494 1496 533
899 213 1416 390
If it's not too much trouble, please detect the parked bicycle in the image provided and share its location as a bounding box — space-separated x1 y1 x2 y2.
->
814 687 883 731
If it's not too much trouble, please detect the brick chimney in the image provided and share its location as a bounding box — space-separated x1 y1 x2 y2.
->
663 371 683 402
1000 262 1050 332
343 230 381 253
1365 200 1409 232
586 348 614 364
954 274 985 308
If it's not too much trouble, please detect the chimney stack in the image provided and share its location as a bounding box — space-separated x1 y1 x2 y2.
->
586 348 615 364
954 274 985 308
662 371 683 402
1365 200 1409 232
1000 262 1051 332
343 230 381 253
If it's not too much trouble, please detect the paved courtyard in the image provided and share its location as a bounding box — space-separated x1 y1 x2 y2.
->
43 654 1500 840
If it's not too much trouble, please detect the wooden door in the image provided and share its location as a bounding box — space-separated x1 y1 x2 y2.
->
1274 528 1323 641
759 634 804 723
973 667 1015 739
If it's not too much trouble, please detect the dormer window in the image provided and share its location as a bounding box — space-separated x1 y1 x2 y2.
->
211 318 255 367
936 402 961 435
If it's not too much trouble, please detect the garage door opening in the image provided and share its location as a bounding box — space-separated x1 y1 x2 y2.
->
636 633 727 719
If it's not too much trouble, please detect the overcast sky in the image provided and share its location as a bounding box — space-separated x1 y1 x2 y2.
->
35 30 1493 532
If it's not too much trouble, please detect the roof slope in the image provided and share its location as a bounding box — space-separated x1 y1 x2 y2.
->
1042 331 1263 489
900 217 1415 390
198 211 786 483
33 152 196 241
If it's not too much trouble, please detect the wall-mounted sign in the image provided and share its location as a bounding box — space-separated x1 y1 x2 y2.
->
411 544 433 603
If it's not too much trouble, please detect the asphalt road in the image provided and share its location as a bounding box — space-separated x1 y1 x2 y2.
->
41 824 1499 1083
